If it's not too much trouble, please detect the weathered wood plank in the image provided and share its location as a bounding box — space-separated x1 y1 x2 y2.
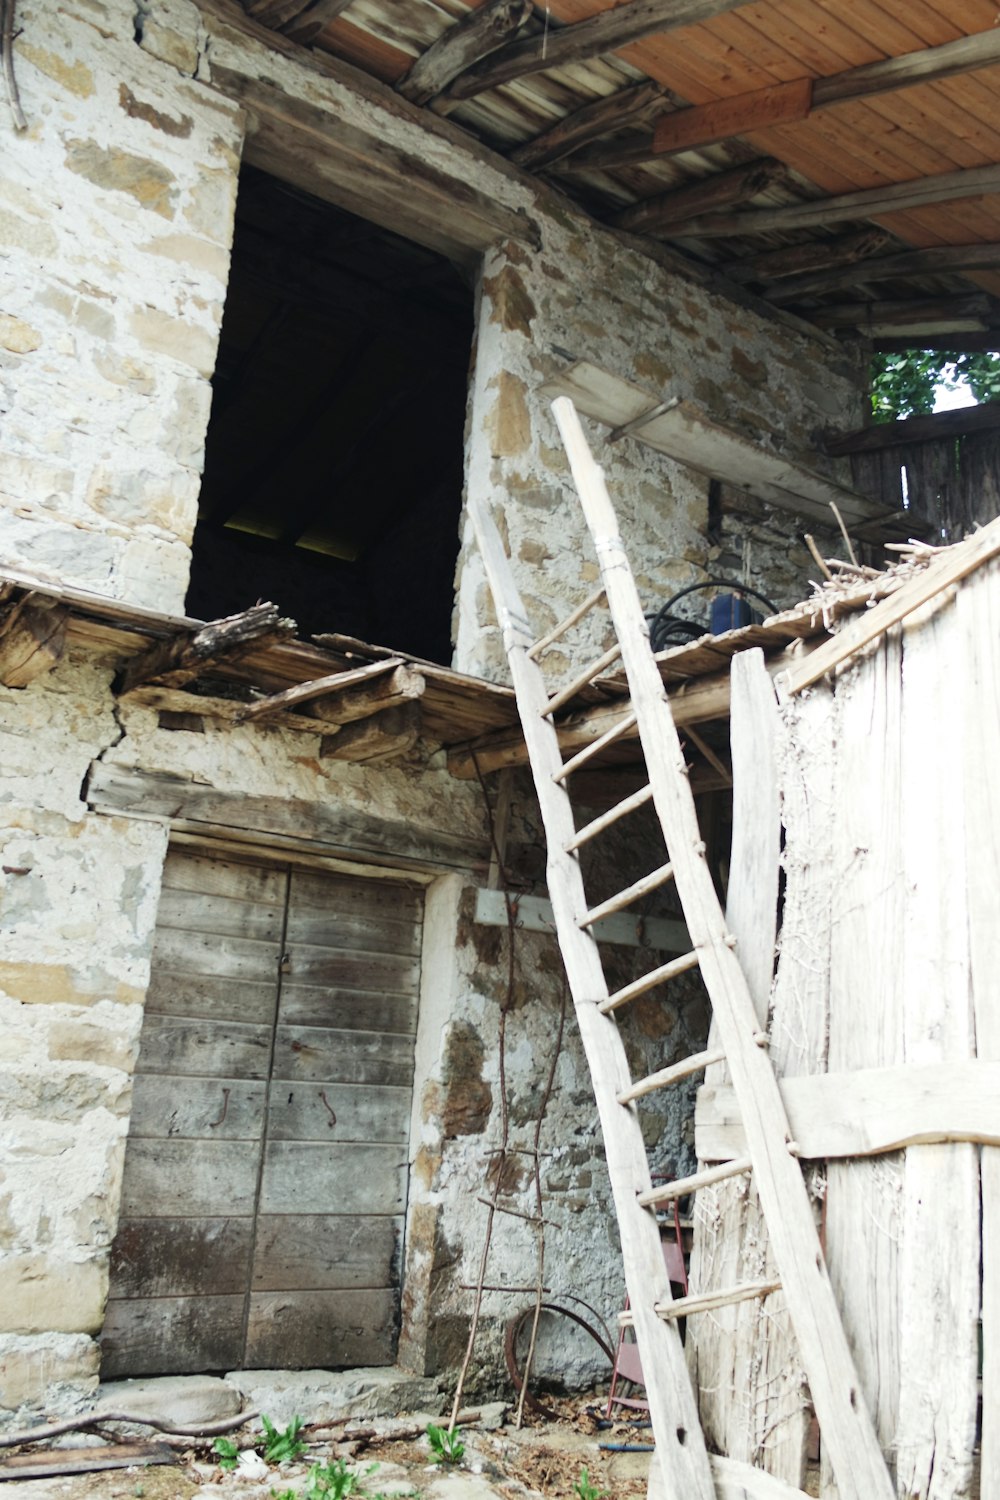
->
149 927 281 983
271 1026 415 1087
961 557 1000 1500
259 1142 407 1216
118 1139 262 1216
894 599 979 1499
614 158 788 236
769 243 1000 303
510 80 665 171
0 603 69 687
245 1288 397 1367
821 400 1000 457
0 1444 174 1479
135 1016 273 1080
128 1074 268 1139
161 847 287 905
398 0 532 106
652 78 812 156
251 1214 402 1290
109 1217 253 1298
265 1081 412 1143
118 603 295 694
235 659 406 723
87 763 488 873
278 985 417 1035
696 1062 1000 1160
143 971 277 1024
290 868 423 922
284 907 422 955
283 944 421 994
154 887 285 943
100 1295 245 1379
319 702 422 762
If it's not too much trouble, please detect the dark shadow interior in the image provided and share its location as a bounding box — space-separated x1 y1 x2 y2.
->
186 166 474 664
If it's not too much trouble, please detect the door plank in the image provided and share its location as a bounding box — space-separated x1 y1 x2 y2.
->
259 1142 407 1215
128 1074 268 1139
290 869 422 921
144 971 277 1024
136 1017 273 1079
245 1289 397 1367
119 1139 261 1217
101 1295 246 1378
272 1026 415 1086
162 849 287 904
151 927 280 982
155 886 285 942
109 1217 253 1298
279 985 417 1034
266 1081 412 1143
284 907 423 955
283 944 420 993
252 1214 401 1291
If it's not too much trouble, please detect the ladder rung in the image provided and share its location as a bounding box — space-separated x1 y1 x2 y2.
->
527 586 606 659
616 1278 782 1328
542 643 622 718
637 1155 753 1207
566 784 653 852
580 862 675 929
553 710 637 782
617 1047 727 1105
599 949 700 1013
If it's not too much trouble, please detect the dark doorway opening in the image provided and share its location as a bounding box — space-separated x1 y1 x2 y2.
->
186 166 474 665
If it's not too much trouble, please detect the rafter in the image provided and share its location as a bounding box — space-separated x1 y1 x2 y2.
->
721 229 892 285
510 80 667 171
614 158 787 236
767 242 1000 303
118 604 297 694
399 0 532 106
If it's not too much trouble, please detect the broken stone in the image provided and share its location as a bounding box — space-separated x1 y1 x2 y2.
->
96 1373 245 1425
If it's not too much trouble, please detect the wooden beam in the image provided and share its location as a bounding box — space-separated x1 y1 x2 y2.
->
118 603 296 694
768 241 1000 302
510 80 665 171
721 229 892 285
235 659 417 723
670 163 1000 239
440 0 749 104
696 1061 1000 1162
821 400 1000 456
319 701 422 761
781 515 1000 693
0 602 69 687
280 0 356 43
308 665 425 725
398 0 532 106
652 77 812 156
631 27 1000 164
614 158 787 236
810 293 994 333
474 887 689 953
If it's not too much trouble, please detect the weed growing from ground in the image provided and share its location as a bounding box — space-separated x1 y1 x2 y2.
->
263 1414 308 1464
425 1422 465 1465
212 1436 240 1472
574 1466 609 1500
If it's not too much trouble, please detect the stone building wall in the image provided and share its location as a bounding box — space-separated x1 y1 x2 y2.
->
0 0 867 1422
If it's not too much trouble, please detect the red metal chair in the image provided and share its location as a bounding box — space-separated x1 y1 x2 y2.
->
606 1203 688 1417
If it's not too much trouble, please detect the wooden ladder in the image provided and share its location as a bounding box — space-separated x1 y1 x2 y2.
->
465 397 895 1500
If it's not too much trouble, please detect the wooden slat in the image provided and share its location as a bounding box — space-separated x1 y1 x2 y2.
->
271 1026 415 1087
822 399 1000 456
637 1155 753 1206
245 1288 397 1367
143 970 277 1024
284 907 422 955
265 1081 411 1143
108 1217 253 1298
398 0 532 105
599 948 701 1013
134 1016 273 1080
236 658 405 722
100 1295 245 1379
149 927 280 983
565 783 654 851
118 603 295 694
0 1445 174 1480
554 709 637 780
553 398 895 1500
614 158 788 236
655 1278 782 1320
258 1141 407 1215
542 642 622 717
696 1062 1000 1161
653 77 812 154
528 585 606 659
580 861 674 928
278 985 417 1034
283 944 420 994
128 1074 268 1139
511 81 664 171
961 557 1000 1500
154 887 285 942
617 1046 726 1104
161 847 286 904
251 1214 402 1290
118 1140 262 1217
541 363 891 528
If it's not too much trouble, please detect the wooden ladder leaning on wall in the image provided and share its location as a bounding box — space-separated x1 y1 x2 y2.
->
465 396 895 1500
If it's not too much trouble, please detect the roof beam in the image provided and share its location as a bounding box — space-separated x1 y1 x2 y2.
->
721 228 892 285
666 163 1000 238
614 157 787 236
118 604 297 693
510 80 667 171
768 242 1000 303
437 0 749 105
821 401 1000 456
399 0 533 106
810 292 995 336
0 601 69 688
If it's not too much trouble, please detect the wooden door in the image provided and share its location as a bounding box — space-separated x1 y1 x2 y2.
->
101 849 421 1377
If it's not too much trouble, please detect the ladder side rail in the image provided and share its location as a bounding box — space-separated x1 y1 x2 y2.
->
465 491 716 1500
553 397 895 1500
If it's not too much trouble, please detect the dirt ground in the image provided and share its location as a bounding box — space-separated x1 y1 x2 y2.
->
0 1397 655 1500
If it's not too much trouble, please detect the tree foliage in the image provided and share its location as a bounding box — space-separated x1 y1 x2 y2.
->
870 349 1000 422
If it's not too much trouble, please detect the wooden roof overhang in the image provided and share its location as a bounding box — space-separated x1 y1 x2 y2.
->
226 0 1000 346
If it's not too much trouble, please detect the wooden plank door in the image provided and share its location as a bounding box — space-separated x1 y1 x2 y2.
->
101 850 421 1377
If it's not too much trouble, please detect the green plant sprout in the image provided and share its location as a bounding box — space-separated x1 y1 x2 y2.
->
262 1413 309 1464
212 1435 240 1472
574 1466 609 1500
425 1422 465 1465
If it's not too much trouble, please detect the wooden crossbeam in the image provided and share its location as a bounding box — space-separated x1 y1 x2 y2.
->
821 400 1000 456
236 660 423 724
440 0 749 104
280 0 356 41
510 81 667 171
810 293 994 335
319 700 422 762
0 601 69 688
614 158 787 237
768 241 1000 302
117 603 296 694
721 228 892 285
652 77 812 156
398 0 532 106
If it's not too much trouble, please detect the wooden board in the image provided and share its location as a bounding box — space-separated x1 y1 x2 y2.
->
541 362 892 527
264 1081 412 1143
127 1074 269 1139
109 1217 254 1298
118 1139 263 1218
144 970 277 1024
271 1026 415 1087
149 927 281 983
278 984 417 1034
282 943 421 994
154 886 286 942
101 1294 246 1378
258 1142 408 1216
252 1214 402 1290
0 1444 174 1479
245 1288 397 1368
134 1016 274 1079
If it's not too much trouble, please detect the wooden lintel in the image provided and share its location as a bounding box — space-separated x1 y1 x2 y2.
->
821 400 1000 456
721 228 892 285
307 665 425 726
441 0 748 104
118 603 296 694
399 0 533 106
510 80 665 171
696 1060 1000 1162
614 157 787 236
0 602 69 688
235 658 407 722
810 293 994 332
768 241 1000 302
320 701 422 762
652 77 812 156
671 163 1000 239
